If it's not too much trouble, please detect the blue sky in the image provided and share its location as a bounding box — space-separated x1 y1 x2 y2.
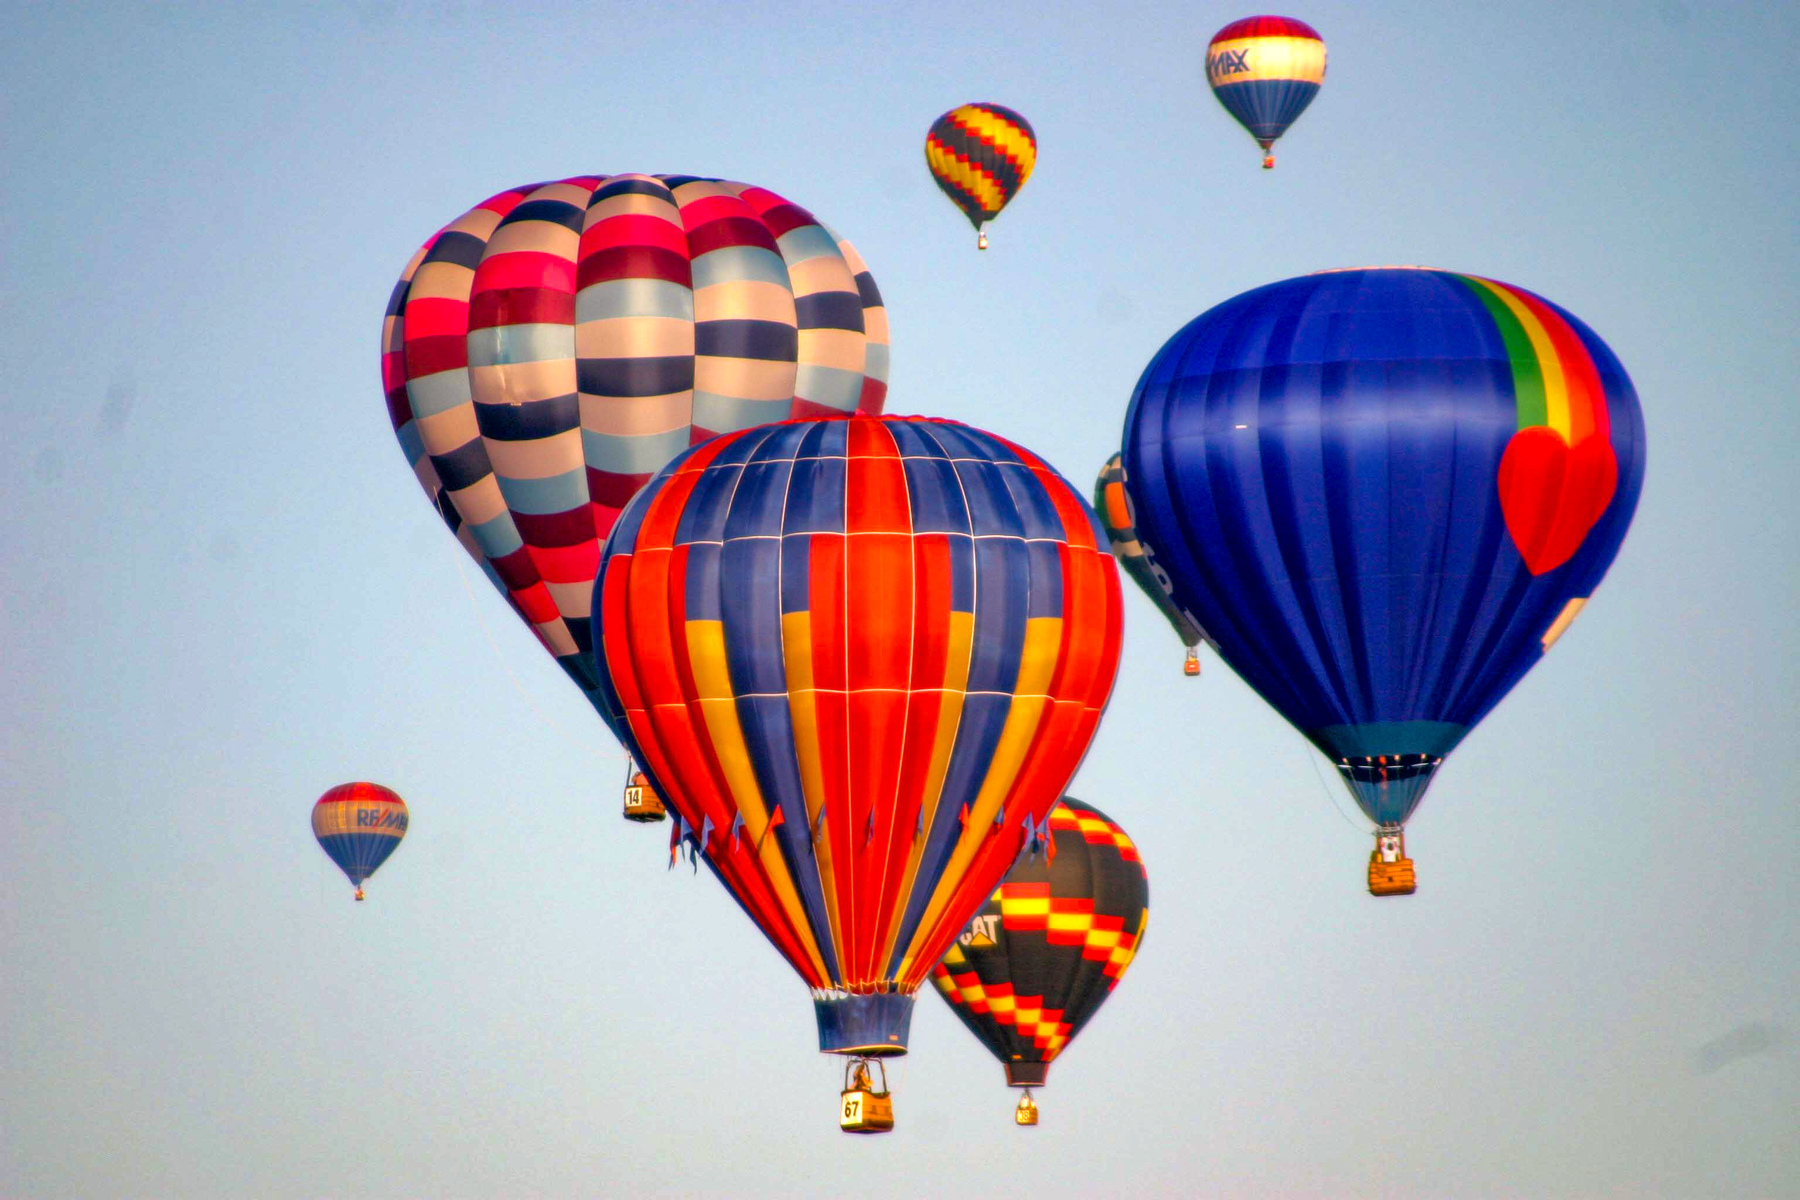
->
2 2 1795 1196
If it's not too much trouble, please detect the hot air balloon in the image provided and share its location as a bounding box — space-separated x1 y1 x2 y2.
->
1205 16 1326 168
925 104 1037 250
930 797 1148 1125
382 174 891 818
591 414 1123 1131
1094 454 1208 676
1119 268 1645 894
312 783 409 901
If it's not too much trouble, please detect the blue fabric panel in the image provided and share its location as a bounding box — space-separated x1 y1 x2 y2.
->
719 539 784 692
814 991 914 1055
1212 78 1320 142
1024 541 1065 620
965 538 1029 694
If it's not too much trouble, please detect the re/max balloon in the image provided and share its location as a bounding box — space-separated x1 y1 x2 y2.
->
312 783 408 901
1205 16 1326 168
1119 268 1645 880
931 797 1148 1121
382 175 890 712
591 415 1122 1064
925 104 1037 249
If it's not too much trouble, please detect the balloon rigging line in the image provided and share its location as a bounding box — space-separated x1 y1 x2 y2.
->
448 545 629 761
1299 735 1367 833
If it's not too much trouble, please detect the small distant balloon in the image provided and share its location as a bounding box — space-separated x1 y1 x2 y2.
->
1205 16 1326 168
312 783 409 901
925 104 1037 249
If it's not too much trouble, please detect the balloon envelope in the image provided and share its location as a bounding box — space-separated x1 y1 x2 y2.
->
592 414 1123 1054
925 104 1037 234
312 783 409 892
1120 268 1645 828
383 175 890 711
930 797 1148 1088
1205 16 1326 157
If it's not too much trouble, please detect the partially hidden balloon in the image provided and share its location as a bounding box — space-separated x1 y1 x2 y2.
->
930 797 1148 1122
312 783 409 901
1094 453 1206 675
592 414 1123 1071
925 104 1037 249
1119 268 1645 885
1205 16 1326 168
383 175 890 712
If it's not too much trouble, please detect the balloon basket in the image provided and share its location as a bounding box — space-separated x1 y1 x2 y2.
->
1014 1090 1038 1126
621 772 667 823
977 231 988 251
1368 857 1417 896
1368 827 1416 896
354 887 365 902
1262 155 1275 169
839 1058 894 1134
1183 648 1201 677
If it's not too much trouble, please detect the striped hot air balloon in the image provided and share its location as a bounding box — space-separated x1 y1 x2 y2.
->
590 414 1123 1127
1119 268 1645 893
382 175 890 714
931 797 1148 1125
1205 15 1326 168
312 783 409 902
925 104 1037 249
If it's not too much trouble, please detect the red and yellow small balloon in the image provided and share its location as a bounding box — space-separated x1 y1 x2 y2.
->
925 103 1037 249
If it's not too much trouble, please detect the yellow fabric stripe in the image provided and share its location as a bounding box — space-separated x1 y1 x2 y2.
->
878 610 973 964
954 106 1038 175
1474 280 1573 438
926 142 1008 213
1207 35 1327 85
1003 896 1053 918
686 620 829 984
898 616 1062 979
1541 596 1588 649
1046 912 1093 934
781 610 845 971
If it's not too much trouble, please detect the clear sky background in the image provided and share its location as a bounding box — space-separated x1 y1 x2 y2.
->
2 2 1795 1197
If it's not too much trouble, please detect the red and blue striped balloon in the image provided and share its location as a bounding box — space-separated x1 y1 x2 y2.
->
591 414 1123 1056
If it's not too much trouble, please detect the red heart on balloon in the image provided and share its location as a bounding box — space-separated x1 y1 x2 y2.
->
1496 426 1618 575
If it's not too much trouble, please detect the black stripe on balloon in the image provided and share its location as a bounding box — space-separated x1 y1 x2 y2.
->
694 319 799 362
422 229 487 271
473 391 580 441
795 291 865 333
854 270 884 310
578 355 696 398
385 275 411 318
430 437 492 492
504 198 586 233
592 177 673 203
